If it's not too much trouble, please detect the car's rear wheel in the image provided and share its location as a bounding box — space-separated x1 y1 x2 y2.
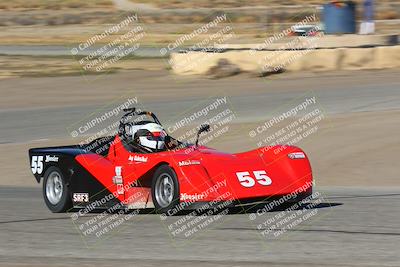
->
43 166 72 213
151 165 179 214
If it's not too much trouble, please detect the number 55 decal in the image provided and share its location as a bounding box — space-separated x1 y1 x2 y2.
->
31 156 44 174
236 170 272 188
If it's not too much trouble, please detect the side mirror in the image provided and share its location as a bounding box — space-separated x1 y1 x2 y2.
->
195 124 211 147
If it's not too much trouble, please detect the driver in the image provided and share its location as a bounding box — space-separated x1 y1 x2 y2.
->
129 122 167 152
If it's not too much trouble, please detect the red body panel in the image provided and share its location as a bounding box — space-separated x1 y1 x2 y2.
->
75 135 312 207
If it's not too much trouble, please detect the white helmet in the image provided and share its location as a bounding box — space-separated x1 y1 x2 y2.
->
129 122 166 151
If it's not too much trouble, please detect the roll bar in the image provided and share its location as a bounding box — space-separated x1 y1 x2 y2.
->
121 107 162 125
119 107 162 140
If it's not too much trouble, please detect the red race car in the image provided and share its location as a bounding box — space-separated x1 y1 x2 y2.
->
29 108 313 215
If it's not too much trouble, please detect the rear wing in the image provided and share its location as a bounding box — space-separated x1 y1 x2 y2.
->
28 145 87 183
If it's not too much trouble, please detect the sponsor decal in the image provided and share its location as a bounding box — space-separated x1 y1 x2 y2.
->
180 193 205 201
128 155 148 163
117 184 124 195
73 193 89 202
113 166 123 185
288 152 306 159
178 160 201 167
45 155 59 162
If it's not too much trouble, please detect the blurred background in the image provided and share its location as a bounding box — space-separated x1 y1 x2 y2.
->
0 0 399 77
1 2 400 266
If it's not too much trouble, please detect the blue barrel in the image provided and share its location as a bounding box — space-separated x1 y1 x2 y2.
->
323 1 356 34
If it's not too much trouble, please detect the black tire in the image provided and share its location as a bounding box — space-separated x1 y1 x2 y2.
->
42 166 72 213
151 165 180 214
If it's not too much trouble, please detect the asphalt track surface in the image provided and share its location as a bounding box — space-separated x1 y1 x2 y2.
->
0 186 399 267
1 69 400 144
0 69 400 266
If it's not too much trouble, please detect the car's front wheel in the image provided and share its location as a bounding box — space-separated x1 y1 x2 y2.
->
43 166 72 213
151 165 180 214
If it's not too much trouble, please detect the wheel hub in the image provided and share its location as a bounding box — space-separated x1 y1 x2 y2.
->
155 174 174 208
46 171 63 205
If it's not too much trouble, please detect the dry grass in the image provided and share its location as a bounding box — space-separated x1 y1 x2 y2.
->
131 0 319 8
0 0 113 10
0 0 398 27
0 23 265 45
378 10 399 20
131 0 398 9
0 1 398 46
0 55 166 79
